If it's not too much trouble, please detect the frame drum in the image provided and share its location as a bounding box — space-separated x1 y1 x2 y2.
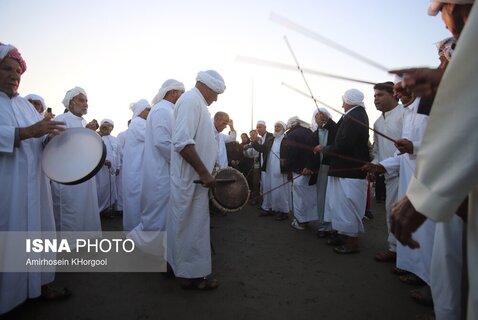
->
42 128 106 185
210 167 249 213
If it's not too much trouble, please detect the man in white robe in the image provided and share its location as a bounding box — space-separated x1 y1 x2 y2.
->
306 108 337 236
267 121 290 221
115 120 129 213
167 70 224 290
316 89 369 254
128 80 184 255
251 120 275 215
122 99 150 231
284 116 317 229
369 96 434 286
213 111 236 170
95 119 119 214
370 82 404 262
51 87 101 233
391 2 477 319
0 43 68 315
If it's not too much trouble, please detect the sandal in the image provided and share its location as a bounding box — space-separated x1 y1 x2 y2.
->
41 285 72 301
399 273 426 286
180 277 219 290
410 285 434 306
374 250 396 262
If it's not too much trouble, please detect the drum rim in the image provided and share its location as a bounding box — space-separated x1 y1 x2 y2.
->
210 167 249 213
42 128 107 185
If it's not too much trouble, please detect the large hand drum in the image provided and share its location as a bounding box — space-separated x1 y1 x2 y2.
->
42 128 106 185
210 167 249 213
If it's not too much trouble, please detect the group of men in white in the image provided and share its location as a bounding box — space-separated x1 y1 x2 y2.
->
0 43 231 311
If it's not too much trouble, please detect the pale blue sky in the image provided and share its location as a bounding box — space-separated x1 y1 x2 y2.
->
1 0 450 135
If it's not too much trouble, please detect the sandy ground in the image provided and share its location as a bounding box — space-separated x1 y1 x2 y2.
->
2 201 433 320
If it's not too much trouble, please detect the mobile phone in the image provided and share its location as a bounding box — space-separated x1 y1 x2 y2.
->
46 107 52 113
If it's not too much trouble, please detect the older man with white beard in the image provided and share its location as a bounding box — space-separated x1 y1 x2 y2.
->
51 87 102 233
167 70 225 290
265 121 290 221
213 111 236 170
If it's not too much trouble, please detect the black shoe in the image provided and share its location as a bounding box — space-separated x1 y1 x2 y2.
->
326 235 344 246
258 208 273 217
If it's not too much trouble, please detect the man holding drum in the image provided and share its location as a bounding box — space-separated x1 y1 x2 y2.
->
51 87 102 233
0 43 68 315
167 70 225 290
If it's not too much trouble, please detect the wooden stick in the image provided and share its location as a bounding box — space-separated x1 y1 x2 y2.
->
236 55 377 85
270 12 389 72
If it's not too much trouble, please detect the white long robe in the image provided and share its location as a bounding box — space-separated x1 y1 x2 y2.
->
372 105 403 251
167 88 218 278
316 128 329 225
95 135 119 212
0 93 55 314
381 98 434 285
115 130 127 211
51 112 101 232
266 134 290 213
128 100 174 255
215 128 236 169
431 216 464 320
405 8 478 319
122 116 147 231
324 177 368 236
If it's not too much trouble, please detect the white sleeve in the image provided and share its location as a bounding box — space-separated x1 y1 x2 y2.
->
407 14 478 222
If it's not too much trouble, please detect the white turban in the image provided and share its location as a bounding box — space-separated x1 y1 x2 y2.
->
151 79 185 105
130 99 150 118
101 119 114 126
256 120 266 126
62 87 87 109
275 121 286 129
24 94 46 113
287 116 310 129
196 70 226 94
342 89 365 107
311 107 331 131
428 0 474 15
274 121 286 137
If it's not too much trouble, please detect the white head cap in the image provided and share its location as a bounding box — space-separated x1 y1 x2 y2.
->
256 120 266 126
24 94 46 113
129 99 150 118
151 79 185 105
196 70 226 94
428 0 474 16
62 87 87 109
342 89 365 107
100 119 114 126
